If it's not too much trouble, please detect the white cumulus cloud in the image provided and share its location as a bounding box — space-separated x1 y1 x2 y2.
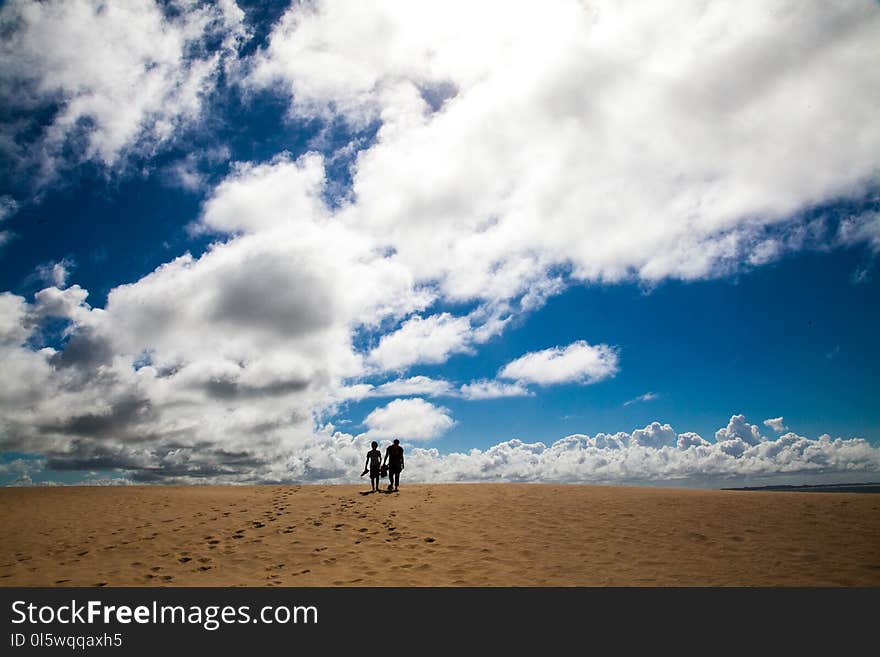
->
764 417 788 433
361 398 455 441
499 341 619 386
716 414 765 447
368 313 473 372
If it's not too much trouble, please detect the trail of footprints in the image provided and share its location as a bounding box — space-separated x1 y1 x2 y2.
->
294 493 441 585
60 485 439 585
262 487 302 585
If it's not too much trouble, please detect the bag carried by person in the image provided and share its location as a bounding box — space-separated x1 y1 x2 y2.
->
380 464 389 478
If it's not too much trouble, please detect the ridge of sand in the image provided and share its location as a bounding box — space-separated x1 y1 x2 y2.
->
1 484 878 586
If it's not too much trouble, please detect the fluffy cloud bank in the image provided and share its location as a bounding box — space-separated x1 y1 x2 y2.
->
403 422 880 486
252 0 880 296
8 413 879 487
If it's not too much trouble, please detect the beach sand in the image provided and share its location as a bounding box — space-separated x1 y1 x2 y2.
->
1 483 878 586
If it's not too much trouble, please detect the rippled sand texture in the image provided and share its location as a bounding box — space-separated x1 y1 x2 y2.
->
1 484 878 586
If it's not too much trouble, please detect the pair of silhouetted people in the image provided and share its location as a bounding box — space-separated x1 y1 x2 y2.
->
362 439 404 492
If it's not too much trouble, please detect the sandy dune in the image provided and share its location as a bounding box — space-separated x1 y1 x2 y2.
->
1 484 878 586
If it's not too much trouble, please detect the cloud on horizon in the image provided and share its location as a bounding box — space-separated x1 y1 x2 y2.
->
4 414 878 487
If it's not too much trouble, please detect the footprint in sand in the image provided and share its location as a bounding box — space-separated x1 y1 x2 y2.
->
178 557 192 563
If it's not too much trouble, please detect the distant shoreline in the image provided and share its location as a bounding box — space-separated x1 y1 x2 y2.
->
723 482 880 493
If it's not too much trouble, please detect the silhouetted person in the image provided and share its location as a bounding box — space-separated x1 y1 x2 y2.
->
362 441 382 492
383 438 404 492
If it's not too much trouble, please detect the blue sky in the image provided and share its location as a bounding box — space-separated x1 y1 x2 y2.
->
1 1 879 487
